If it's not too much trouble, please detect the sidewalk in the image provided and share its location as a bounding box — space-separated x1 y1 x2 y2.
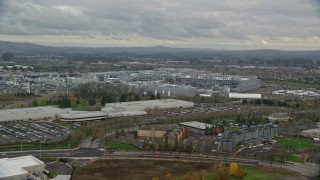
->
51 175 71 180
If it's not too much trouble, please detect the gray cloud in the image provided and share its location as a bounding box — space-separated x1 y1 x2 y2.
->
0 0 320 49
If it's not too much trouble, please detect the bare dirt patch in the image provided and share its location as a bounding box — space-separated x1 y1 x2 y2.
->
72 159 213 180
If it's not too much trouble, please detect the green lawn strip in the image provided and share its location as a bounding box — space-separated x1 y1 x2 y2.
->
275 137 315 150
287 154 304 163
104 141 138 150
44 171 58 178
71 103 90 111
0 94 15 101
0 142 72 152
177 173 218 180
240 165 296 180
10 103 24 109
34 97 48 107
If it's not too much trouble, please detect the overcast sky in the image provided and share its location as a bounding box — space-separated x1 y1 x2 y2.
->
0 0 320 49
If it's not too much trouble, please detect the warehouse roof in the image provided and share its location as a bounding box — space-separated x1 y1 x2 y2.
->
0 155 44 178
102 99 194 117
229 93 261 99
179 121 213 130
0 99 194 122
0 106 70 122
61 111 107 119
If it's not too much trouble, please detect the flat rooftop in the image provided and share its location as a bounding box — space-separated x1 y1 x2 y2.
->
102 99 194 117
179 121 213 130
61 111 107 119
0 155 44 178
0 99 194 122
0 106 71 122
229 93 261 99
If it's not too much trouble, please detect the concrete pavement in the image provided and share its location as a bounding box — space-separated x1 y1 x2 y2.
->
51 175 71 180
259 162 320 177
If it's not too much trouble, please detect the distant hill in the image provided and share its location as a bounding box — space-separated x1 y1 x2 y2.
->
0 41 320 59
0 41 203 54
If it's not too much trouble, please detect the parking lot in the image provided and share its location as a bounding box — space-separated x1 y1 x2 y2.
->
236 140 277 157
0 122 71 144
162 103 248 117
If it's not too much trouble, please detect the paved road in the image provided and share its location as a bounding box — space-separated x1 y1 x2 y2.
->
259 162 320 177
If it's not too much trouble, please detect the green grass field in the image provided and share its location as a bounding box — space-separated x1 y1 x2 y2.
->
275 137 315 150
0 142 73 152
240 165 296 180
287 154 304 163
9 103 24 109
225 126 241 131
71 103 90 111
104 141 138 150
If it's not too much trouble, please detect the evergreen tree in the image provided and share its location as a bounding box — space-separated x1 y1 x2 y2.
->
59 98 71 108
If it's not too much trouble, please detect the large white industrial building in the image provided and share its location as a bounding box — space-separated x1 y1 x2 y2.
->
101 99 194 118
0 107 70 122
60 111 108 122
0 155 46 180
0 99 194 122
228 93 262 99
61 99 194 121
134 83 198 97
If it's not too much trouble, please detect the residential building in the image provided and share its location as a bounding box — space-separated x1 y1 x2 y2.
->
218 124 278 152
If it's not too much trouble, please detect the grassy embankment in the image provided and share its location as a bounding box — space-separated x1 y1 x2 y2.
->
0 141 74 152
103 141 138 150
